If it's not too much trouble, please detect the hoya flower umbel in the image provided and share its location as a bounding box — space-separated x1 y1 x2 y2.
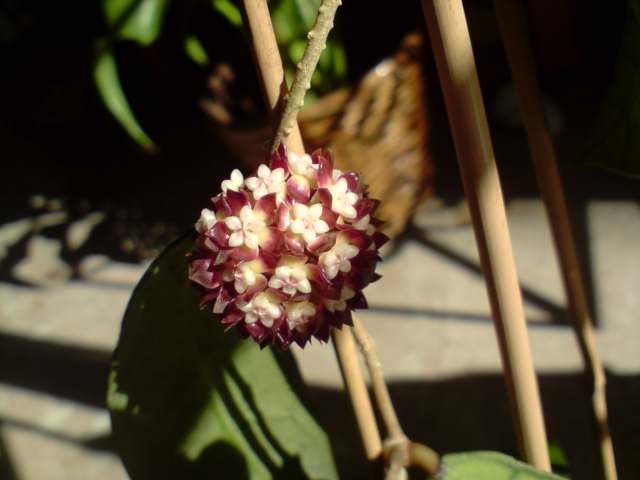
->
188 144 388 349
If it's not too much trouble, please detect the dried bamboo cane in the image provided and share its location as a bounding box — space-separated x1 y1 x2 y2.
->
239 0 304 154
421 0 551 470
239 0 383 463
493 1 618 478
333 326 384 461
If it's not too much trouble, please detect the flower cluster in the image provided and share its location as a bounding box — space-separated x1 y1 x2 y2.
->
187 144 387 349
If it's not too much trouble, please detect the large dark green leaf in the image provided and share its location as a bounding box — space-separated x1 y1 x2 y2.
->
108 236 338 480
588 0 640 178
438 452 567 480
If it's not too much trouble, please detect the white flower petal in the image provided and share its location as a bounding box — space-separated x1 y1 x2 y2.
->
224 216 241 230
195 209 216 233
244 233 259 250
243 269 256 285
290 219 305 235
230 169 243 186
228 231 244 247
314 220 329 233
335 178 348 194
253 186 267 199
339 260 352 273
271 168 285 181
342 205 357 219
309 203 323 218
276 265 291 278
234 279 247 293
257 164 270 178
267 303 281 318
239 205 254 222
302 230 316 244
297 279 311 294
245 177 259 189
292 203 308 218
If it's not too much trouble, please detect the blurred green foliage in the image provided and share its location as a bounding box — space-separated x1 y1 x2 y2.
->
93 0 347 149
589 0 640 178
439 451 567 479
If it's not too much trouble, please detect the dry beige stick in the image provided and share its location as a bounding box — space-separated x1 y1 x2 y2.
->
333 327 384 461
239 0 383 463
408 442 440 476
493 1 618 478
421 0 551 470
352 313 440 478
352 315 410 479
240 0 304 154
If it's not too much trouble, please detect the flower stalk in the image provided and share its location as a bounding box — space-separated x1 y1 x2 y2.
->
236 0 438 475
352 314 410 479
271 0 342 152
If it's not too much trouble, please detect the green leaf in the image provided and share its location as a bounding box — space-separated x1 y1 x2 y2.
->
271 0 303 45
184 35 209 66
588 0 640 178
102 0 171 46
108 236 338 479
439 452 567 480
292 0 321 29
548 443 569 470
211 0 243 28
94 47 155 151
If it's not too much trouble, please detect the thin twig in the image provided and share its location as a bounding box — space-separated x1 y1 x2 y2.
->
239 0 383 464
408 442 440 477
421 0 551 470
332 328 384 461
271 0 342 152
493 1 618 478
352 314 414 479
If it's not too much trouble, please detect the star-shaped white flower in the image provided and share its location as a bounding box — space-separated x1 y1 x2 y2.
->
230 264 257 293
221 169 244 192
327 177 358 219
319 242 359 279
224 205 266 250
289 203 329 244
239 292 282 327
287 152 317 179
325 287 355 312
286 301 316 330
195 208 216 233
268 264 311 296
244 165 286 201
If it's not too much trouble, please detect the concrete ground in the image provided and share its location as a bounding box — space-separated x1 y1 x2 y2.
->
0 190 638 479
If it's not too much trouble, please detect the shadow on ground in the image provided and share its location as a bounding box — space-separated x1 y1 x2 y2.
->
1 332 638 480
